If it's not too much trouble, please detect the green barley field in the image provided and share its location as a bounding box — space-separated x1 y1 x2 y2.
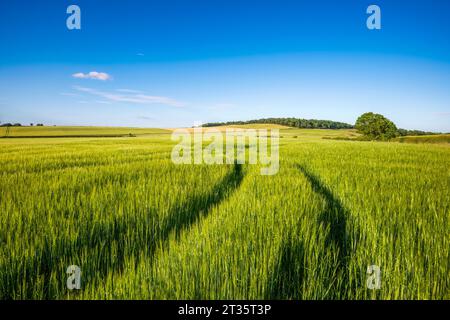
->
0 126 448 299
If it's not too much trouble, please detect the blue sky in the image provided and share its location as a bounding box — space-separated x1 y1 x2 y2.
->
0 0 449 131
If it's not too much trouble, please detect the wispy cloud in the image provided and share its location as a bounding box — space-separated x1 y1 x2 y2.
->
136 53 145 56
73 86 185 107
116 89 143 94
72 71 112 81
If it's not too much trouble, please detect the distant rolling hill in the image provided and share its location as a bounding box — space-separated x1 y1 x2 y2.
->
202 117 353 129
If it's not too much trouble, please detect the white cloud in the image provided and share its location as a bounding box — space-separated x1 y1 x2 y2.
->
73 86 185 107
72 71 112 81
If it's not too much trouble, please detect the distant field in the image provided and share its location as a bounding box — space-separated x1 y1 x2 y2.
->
220 123 292 129
0 126 448 299
171 126 359 140
395 134 450 144
281 128 360 139
0 126 170 138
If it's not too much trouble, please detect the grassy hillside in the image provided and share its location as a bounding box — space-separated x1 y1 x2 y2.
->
203 117 353 129
0 127 448 299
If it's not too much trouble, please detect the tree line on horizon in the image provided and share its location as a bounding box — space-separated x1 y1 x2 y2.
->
202 117 440 138
0 123 44 127
202 117 354 129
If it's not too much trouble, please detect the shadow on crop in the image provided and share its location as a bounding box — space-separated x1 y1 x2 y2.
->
265 235 306 299
297 164 355 298
298 165 350 267
265 164 357 299
0 163 244 299
159 162 243 242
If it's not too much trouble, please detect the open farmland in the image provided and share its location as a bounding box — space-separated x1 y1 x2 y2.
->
0 127 448 299
0 126 170 138
395 134 450 145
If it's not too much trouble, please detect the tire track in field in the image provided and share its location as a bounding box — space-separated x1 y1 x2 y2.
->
0 163 244 299
266 164 358 299
297 164 359 298
81 162 244 292
265 232 306 299
154 162 244 248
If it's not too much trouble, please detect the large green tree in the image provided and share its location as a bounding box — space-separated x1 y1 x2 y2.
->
355 112 398 140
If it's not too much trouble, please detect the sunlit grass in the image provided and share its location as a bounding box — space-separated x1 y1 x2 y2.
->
0 130 448 299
